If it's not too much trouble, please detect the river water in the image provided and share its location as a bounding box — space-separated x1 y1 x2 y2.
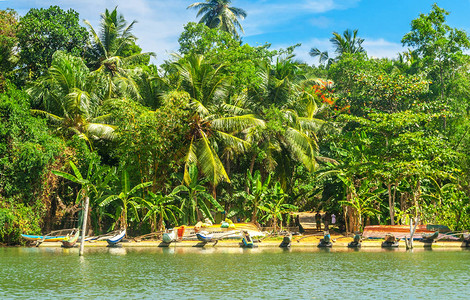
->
1 247 469 299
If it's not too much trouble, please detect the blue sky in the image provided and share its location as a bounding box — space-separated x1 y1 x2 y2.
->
2 0 470 64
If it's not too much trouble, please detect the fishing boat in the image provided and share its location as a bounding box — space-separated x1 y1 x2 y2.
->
348 233 362 248
106 229 126 246
21 228 76 243
241 230 256 248
318 232 332 248
21 234 68 242
363 225 436 240
421 231 439 242
162 231 176 244
61 229 80 248
196 231 213 243
279 234 292 248
381 233 399 248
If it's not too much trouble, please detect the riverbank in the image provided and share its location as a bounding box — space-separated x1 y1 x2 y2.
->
26 235 469 249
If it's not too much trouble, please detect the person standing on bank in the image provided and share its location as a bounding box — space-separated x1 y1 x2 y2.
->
323 212 331 231
315 211 322 231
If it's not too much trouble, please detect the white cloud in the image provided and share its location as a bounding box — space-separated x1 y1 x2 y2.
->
239 0 360 36
309 16 333 29
363 38 404 59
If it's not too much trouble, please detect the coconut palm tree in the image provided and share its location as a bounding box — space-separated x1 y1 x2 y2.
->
84 7 154 99
330 29 365 56
172 54 265 194
245 58 326 189
309 29 366 67
28 51 115 148
187 0 247 38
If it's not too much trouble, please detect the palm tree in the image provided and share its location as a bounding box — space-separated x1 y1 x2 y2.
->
187 0 247 38
309 29 366 67
99 170 152 230
330 29 365 56
28 51 115 148
309 48 334 68
246 58 326 189
172 54 264 194
84 7 154 99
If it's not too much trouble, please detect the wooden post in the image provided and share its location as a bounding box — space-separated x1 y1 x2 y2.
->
79 196 89 256
406 216 419 250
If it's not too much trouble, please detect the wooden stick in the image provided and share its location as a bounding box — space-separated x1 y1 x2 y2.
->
79 196 89 256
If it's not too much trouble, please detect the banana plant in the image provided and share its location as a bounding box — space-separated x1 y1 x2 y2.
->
141 190 183 232
99 170 152 230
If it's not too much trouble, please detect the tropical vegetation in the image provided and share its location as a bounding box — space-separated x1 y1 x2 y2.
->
1 3 470 244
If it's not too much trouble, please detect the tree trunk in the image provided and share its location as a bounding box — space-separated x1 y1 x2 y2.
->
387 183 395 225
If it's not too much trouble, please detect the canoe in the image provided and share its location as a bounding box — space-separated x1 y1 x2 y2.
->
196 231 213 243
21 234 68 242
363 225 435 239
106 229 126 245
61 229 80 248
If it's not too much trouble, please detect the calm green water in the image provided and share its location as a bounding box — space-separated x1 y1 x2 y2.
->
1 247 469 299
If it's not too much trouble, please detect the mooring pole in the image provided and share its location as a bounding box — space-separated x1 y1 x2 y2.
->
79 196 90 256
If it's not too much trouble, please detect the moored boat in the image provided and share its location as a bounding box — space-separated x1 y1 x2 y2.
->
318 232 332 248
241 230 256 248
196 231 213 243
162 231 176 244
106 229 126 246
21 234 68 242
61 229 80 248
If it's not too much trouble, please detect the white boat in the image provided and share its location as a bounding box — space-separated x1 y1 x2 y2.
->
107 229 126 246
162 231 176 243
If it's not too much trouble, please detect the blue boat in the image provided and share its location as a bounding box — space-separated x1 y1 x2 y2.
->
241 230 255 248
107 229 126 246
196 231 213 243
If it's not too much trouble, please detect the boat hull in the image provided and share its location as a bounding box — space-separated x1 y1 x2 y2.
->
107 229 126 245
21 234 67 242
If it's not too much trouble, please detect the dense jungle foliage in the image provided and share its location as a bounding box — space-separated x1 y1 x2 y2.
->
1 2 470 244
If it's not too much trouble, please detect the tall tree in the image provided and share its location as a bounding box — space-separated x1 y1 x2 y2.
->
187 0 247 38
402 4 470 103
310 29 366 68
28 51 115 147
84 7 153 99
17 6 88 78
0 9 19 87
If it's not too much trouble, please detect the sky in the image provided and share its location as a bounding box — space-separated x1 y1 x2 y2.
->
2 0 470 65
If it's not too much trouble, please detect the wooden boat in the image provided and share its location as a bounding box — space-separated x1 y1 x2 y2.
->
106 229 126 246
241 230 256 248
21 228 77 243
382 233 399 248
363 225 435 240
318 232 332 248
61 229 80 248
421 231 439 242
348 233 362 248
162 231 176 244
196 231 213 243
279 235 292 248
21 234 68 242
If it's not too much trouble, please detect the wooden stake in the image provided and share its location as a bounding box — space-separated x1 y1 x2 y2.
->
79 196 89 256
